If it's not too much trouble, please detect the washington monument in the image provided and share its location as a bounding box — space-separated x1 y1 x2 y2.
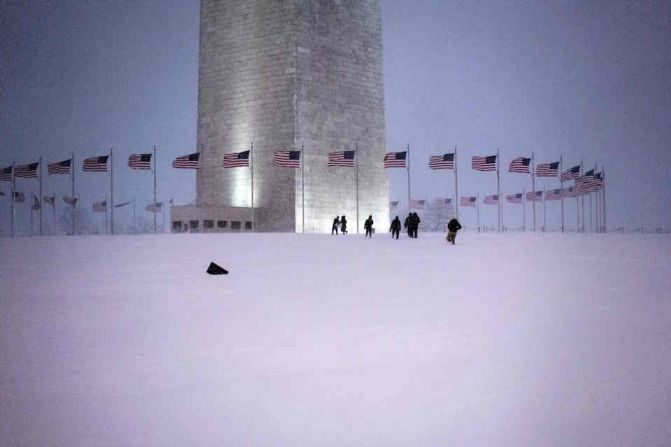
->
173 0 389 233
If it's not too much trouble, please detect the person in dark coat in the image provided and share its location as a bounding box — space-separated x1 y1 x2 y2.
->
340 215 347 234
331 216 340 235
364 215 374 238
446 217 462 244
390 216 401 239
404 213 412 237
411 212 421 238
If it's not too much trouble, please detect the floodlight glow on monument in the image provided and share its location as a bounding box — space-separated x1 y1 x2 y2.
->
171 0 389 233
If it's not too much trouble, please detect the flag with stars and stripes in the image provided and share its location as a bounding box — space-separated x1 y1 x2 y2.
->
15 162 39 179
128 153 152 170
172 152 200 169
472 155 497 172
48 159 72 175
483 194 499 205
428 153 455 170
535 161 559 177
223 150 250 168
273 150 301 168
460 196 477 207
506 193 523 204
526 191 544 202
383 151 407 168
328 151 355 167
560 165 580 182
508 157 531 173
83 156 109 172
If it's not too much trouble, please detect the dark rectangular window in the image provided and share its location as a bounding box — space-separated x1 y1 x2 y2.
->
231 221 241 230
203 219 214 229
245 221 253 230
189 220 199 229
172 221 182 232
217 220 227 229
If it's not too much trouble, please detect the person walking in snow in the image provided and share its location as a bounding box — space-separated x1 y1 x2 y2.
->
340 215 348 234
410 212 421 238
331 216 340 235
364 215 374 238
390 216 401 239
404 213 412 238
446 217 462 244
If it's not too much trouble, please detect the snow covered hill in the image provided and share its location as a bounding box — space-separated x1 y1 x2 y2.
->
1 232 670 446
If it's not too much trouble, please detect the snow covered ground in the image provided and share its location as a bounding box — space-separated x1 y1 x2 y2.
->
1 231 670 446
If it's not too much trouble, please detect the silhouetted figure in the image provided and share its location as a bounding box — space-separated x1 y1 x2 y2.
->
331 216 340 235
340 215 347 234
410 212 421 238
390 216 401 239
404 213 412 237
446 218 462 244
364 215 374 238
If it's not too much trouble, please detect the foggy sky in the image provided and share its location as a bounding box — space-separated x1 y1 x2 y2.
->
1 0 670 233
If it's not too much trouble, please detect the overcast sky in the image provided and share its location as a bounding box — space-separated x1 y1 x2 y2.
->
1 0 670 233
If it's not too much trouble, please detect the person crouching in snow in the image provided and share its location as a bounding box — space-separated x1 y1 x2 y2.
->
446 217 462 244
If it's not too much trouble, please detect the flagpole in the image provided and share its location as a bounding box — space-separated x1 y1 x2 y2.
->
250 142 255 231
496 148 501 232
30 189 34 236
543 188 547 232
11 159 15 237
153 145 157 234
522 188 526 231
110 148 114 235
133 198 136 230
577 160 582 232
580 160 585 233
39 157 43 235
301 142 305 233
407 143 411 217
52 195 56 235
531 151 536 231
105 200 108 234
71 151 76 235
602 168 607 233
560 154 564 233
476 194 480 232
454 145 459 220
355 144 359 234
595 175 600 233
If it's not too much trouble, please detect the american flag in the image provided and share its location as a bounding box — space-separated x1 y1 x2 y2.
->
32 195 41 211
383 151 407 168
483 194 499 205
565 186 580 198
44 195 55 206
83 155 109 172
508 157 531 173
389 200 399 208
63 195 78 206
14 191 25 203
410 199 425 209
15 162 39 179
328 150 355 167
0 166 12 181
435 197 453 207
145 202 163 212
535 161 559 177
460 196 477 207
48 159 71 175
428 153 455 170
128 153 152 170
172 152 200 169
526 190 544 202
576 170 603 193
92 200 107 212
506 193 523 204
545 189 565 200
472 155 497 171
560 165 580 182
223 150 250 168
273 150 301 168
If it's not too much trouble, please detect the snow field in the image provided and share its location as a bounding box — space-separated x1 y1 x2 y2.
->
1 232 670 446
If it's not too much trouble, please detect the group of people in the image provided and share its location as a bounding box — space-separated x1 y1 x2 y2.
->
331 215 348 235
332 212 463 244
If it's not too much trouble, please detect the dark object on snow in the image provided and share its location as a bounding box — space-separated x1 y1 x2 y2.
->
446 218 462 244
207 262 228 275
